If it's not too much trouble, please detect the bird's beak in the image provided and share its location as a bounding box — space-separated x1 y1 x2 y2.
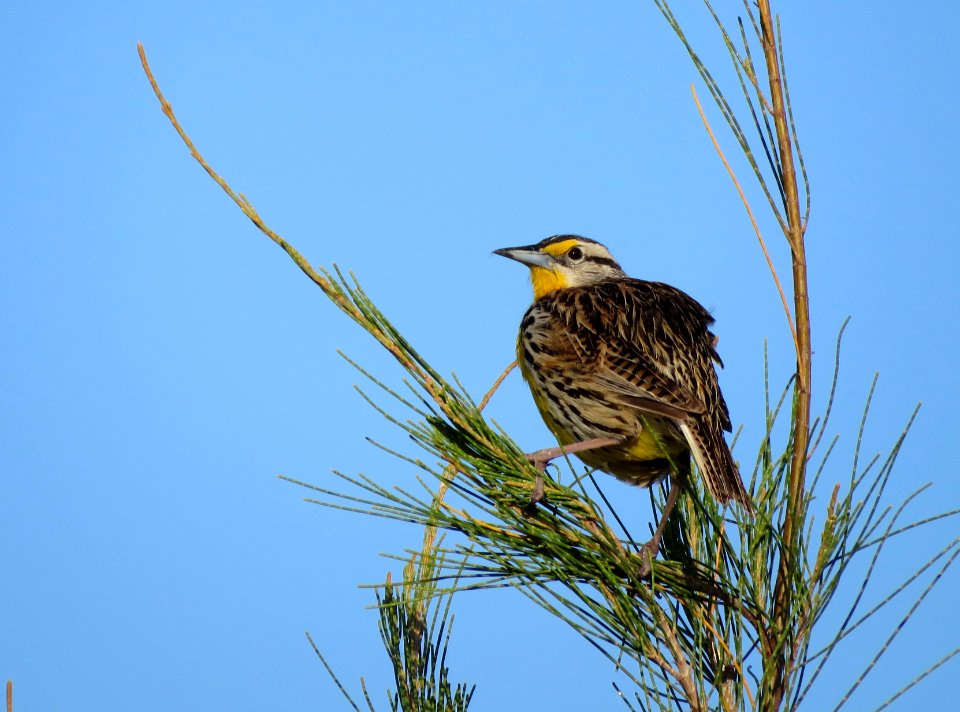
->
493 245 554 268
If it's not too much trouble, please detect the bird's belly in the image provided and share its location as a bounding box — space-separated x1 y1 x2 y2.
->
522 358 686 485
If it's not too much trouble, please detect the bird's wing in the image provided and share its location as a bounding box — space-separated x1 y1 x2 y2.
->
546 279 727 427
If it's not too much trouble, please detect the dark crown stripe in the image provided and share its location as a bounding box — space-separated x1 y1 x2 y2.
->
536 234 598 248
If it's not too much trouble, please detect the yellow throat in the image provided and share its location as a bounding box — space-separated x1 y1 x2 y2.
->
528 237 580 300
529 266 568 300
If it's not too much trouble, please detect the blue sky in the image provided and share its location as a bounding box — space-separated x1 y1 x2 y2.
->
3 2 958 709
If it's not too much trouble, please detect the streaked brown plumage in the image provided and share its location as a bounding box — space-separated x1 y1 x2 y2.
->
495 234 752 511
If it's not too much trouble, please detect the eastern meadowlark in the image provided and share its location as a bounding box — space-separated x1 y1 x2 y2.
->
495 235 752 560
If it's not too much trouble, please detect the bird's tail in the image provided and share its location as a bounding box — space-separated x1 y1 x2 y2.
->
679 420 753 512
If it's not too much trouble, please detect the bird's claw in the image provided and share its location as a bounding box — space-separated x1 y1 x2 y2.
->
636 540 661 579
531 473 545 504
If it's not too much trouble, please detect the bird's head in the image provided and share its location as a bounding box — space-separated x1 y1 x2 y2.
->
494 235 626 300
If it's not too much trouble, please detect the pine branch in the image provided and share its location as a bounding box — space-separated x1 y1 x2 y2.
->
139 10 957 707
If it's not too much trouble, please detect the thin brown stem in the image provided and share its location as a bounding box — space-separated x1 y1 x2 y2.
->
651 604 705 711
753 2 811 710
698 612 755 709
691 84 797 354
136 44 444 403
422 363 517 557
478 361 516 411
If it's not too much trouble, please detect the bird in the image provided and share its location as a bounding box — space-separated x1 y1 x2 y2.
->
494 234 752 564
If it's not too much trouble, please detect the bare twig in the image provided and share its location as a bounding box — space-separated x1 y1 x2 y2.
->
690 84 797 353
478 361 516 411
422 362 516 558
651 604 705 711
136 43 445 403
746 2 812 708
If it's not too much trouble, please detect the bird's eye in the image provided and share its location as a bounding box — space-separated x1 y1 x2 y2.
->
567 246 584 261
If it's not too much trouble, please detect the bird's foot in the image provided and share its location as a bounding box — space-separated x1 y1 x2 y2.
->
523 437 621 472
524 450 552 505
636 537 663 579
525 448 555 474
523 437 620 505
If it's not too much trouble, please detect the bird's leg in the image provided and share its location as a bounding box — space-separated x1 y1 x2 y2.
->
525 436 622 472
525 436 622 503
637 472 684 578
